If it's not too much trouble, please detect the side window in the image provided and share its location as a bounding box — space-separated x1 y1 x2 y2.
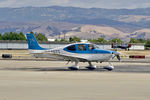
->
78 44 86 51
67 45 76 51
88 44 95 50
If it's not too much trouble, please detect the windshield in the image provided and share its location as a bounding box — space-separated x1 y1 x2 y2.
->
88 44 99 50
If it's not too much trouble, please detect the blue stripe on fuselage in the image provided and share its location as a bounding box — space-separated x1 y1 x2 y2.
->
64 48 113 54
93 49 113 54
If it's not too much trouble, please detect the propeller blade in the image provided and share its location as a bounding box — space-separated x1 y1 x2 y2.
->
111 51 121 61
116 55 121 61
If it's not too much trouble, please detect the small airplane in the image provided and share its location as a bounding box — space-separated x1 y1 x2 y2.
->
26 34 120 71
112 43 131 51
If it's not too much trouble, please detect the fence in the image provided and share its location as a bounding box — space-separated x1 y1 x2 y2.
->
0 40 145 50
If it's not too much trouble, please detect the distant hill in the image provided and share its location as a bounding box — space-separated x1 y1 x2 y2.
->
0 6 150 41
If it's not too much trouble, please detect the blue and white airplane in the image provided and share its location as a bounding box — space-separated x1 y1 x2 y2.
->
26 34 120 71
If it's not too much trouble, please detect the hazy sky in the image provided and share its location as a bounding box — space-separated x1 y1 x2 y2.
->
0 0 150 9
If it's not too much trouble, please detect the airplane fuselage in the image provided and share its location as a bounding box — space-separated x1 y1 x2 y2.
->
26 34 120 70
29 43 113 62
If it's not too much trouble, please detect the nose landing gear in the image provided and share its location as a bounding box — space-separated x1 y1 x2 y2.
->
104 62 114 71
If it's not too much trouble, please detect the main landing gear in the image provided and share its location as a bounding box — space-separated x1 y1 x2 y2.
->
68 61 114 71
68 61 97 70
68 60 79 70
86 62 97 70
103 62 114 71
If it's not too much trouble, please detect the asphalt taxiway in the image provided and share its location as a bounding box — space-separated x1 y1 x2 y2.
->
0 60 150 100
0 60 150 73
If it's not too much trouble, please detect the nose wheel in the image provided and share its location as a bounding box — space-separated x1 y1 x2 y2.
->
104 62 114 71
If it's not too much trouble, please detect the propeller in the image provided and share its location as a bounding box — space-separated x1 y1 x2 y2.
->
116 55 121 61
112 51 121 61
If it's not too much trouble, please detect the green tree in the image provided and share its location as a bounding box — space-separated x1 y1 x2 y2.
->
2 32 19 40
88 38 107 43
55 38 59 42
2 32 10 40
145 39 150 47
88 39 97 43
109 38 123 43
69 37 74 42
30 32 48 42
30 31 36 36
97 38 107 43
69 36 81 42
10 32 20 40
129 38 146 43
129 38 139 43
18 32 26 40
36 33 48 42
60 38 68 42
1 31 47 41
0 32 25 40
137 39 146 43
0 34 2 40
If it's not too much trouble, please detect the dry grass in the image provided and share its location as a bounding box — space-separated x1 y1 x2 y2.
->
119 50 150 55
0 50 30 58
0 50 29 54
0 50 149 56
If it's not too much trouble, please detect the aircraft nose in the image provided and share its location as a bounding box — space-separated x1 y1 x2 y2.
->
112 51 120 55
111 51 121 61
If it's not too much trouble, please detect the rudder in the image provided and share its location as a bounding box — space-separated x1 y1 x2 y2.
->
26 34 46 50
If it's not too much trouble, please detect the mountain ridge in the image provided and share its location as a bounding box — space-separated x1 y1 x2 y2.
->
0 6 150 41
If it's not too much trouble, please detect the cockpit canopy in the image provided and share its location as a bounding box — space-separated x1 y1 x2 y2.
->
64 43 99 52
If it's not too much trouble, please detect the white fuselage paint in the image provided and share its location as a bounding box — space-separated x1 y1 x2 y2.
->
29 45 112 62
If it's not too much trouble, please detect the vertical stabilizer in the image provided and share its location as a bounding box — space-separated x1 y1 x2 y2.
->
26 34 46 50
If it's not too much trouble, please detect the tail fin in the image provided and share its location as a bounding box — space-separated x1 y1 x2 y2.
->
128 44 131 48
26 34 46 50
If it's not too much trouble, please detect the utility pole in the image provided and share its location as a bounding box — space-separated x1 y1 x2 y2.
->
64 32 66 40
59 32 60 40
